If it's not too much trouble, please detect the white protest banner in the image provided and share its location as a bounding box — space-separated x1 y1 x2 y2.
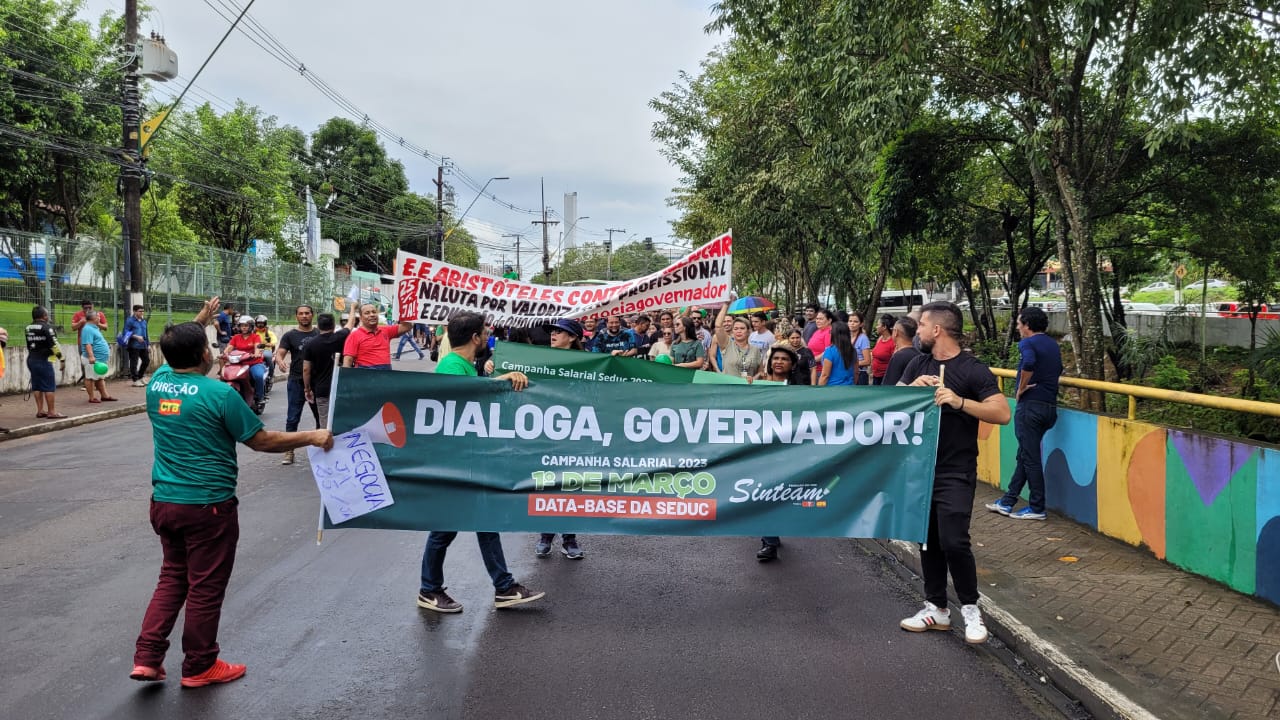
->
394 231 733 327
308 429 395 525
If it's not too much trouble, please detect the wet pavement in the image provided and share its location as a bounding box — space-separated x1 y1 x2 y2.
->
1 377 1059 720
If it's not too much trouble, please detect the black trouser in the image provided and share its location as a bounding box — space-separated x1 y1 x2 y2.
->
128 347 150 381
921 473 979 608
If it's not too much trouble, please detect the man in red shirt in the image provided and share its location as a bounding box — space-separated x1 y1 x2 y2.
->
72 299 109 335
341 303 413 369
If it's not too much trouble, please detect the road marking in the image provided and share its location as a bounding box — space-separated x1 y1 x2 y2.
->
887 539 1161 720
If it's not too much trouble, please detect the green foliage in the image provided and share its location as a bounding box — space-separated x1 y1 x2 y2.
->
305 117 411 270
1150 355 1191 391
1115 328 1169 381
535 241 667 284
148 102 300 255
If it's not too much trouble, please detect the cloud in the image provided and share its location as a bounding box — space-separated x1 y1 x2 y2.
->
84 0 722 270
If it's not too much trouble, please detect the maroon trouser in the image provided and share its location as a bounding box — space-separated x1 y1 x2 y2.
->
134 497 239 677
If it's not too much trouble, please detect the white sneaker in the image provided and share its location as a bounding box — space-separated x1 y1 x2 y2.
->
900 602 951 632
961 604 988 644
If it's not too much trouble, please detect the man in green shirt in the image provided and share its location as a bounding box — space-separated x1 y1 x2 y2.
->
130 296 334 689
417 311 545 613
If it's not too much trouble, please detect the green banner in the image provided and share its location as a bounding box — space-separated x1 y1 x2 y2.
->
492 341 781 385
326 368 941 540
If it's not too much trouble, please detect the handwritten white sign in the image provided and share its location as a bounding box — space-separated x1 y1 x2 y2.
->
308 429 395 524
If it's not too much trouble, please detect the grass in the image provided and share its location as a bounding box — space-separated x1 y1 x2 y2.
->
0 299 192 344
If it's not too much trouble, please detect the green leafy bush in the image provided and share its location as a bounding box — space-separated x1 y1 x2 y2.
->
1150 355 1190 391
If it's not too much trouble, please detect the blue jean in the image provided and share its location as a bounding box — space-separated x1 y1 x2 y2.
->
284 377 314 431
420 531 514 593
395 334 424 359
761 536 781 547
1000 400 1058 513
249 363 266 403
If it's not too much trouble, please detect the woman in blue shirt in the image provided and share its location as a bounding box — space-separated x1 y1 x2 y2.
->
817 319 858 386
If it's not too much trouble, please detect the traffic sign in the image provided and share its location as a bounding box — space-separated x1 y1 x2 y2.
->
1175 264 1187 279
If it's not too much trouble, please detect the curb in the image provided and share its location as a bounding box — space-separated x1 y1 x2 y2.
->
860 538 1160 720
0 404 147 441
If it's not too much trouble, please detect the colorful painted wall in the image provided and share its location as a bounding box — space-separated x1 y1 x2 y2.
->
978 403 1280 606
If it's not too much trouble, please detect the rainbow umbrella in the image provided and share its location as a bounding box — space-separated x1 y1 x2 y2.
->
727 296 776 315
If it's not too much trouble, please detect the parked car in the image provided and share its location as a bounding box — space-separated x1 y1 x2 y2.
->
1204 279 1229 288
1122 302 1164 314
1139 281 1174 292
1214 301 1278 320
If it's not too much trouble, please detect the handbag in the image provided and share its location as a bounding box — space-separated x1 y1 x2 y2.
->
116 329 133 348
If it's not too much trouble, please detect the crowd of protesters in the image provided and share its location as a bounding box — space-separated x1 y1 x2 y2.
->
81 290 1023 688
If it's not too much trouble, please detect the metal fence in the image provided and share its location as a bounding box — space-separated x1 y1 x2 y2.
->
0 228 354 339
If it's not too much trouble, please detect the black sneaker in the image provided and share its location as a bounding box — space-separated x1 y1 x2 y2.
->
494 583 545 609
416 588 462 613
535 534 553 557
756 544 779 562
561 538 584 560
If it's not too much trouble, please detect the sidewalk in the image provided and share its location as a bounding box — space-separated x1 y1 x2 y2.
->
867 483 1280 720
0 375 148 439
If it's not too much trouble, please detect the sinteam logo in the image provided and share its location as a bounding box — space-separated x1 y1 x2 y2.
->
728 475 841 506
158 399 182 416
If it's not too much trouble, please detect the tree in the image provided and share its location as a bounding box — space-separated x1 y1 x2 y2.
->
148 101 301 255
0 0 122 302
306 117 411 271
706 0 1280 392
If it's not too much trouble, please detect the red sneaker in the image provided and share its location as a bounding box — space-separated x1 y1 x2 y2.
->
180 658 246 688
129 665 166 682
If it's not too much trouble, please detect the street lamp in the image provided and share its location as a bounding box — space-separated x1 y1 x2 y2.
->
443 176 509 258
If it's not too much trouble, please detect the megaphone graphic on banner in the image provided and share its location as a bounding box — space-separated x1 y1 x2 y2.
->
351 402 408 448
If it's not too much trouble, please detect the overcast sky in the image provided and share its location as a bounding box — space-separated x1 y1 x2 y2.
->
80 0 724 275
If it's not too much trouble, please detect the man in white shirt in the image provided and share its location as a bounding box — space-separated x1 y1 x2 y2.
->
748 312 775 352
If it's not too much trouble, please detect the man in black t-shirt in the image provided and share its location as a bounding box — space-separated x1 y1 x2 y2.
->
882 315 922 386
897 301 1010 645
275 305 320 465
302 312 357 429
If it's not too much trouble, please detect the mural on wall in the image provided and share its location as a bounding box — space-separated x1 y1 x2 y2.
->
978 407 1280 607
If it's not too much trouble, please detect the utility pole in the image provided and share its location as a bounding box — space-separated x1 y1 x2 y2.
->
502 233 524 279
433 158 450 260
121 0 144 309
531 178 558 281
605 228 625 281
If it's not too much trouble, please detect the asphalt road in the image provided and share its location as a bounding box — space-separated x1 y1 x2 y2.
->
0 389 1065 720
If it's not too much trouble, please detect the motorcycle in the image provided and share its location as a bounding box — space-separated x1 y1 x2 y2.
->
220 349 265 414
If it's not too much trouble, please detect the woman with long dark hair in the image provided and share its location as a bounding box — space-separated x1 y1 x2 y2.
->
817 318 857 386
849 311 873 385
669 316 706 369
806 307 834 358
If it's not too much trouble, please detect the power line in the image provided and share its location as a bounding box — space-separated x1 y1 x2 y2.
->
198 0 543 217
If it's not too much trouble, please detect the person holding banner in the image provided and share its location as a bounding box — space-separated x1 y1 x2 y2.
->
897 301 1010 644
417 311 544 613
341 303 412 370
752 342 811 562
535 318 588 559
546 318 586 352
130 297 334 688
591 315 639 356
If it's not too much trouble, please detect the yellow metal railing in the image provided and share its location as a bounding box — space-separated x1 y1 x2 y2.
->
990 367 1280 421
